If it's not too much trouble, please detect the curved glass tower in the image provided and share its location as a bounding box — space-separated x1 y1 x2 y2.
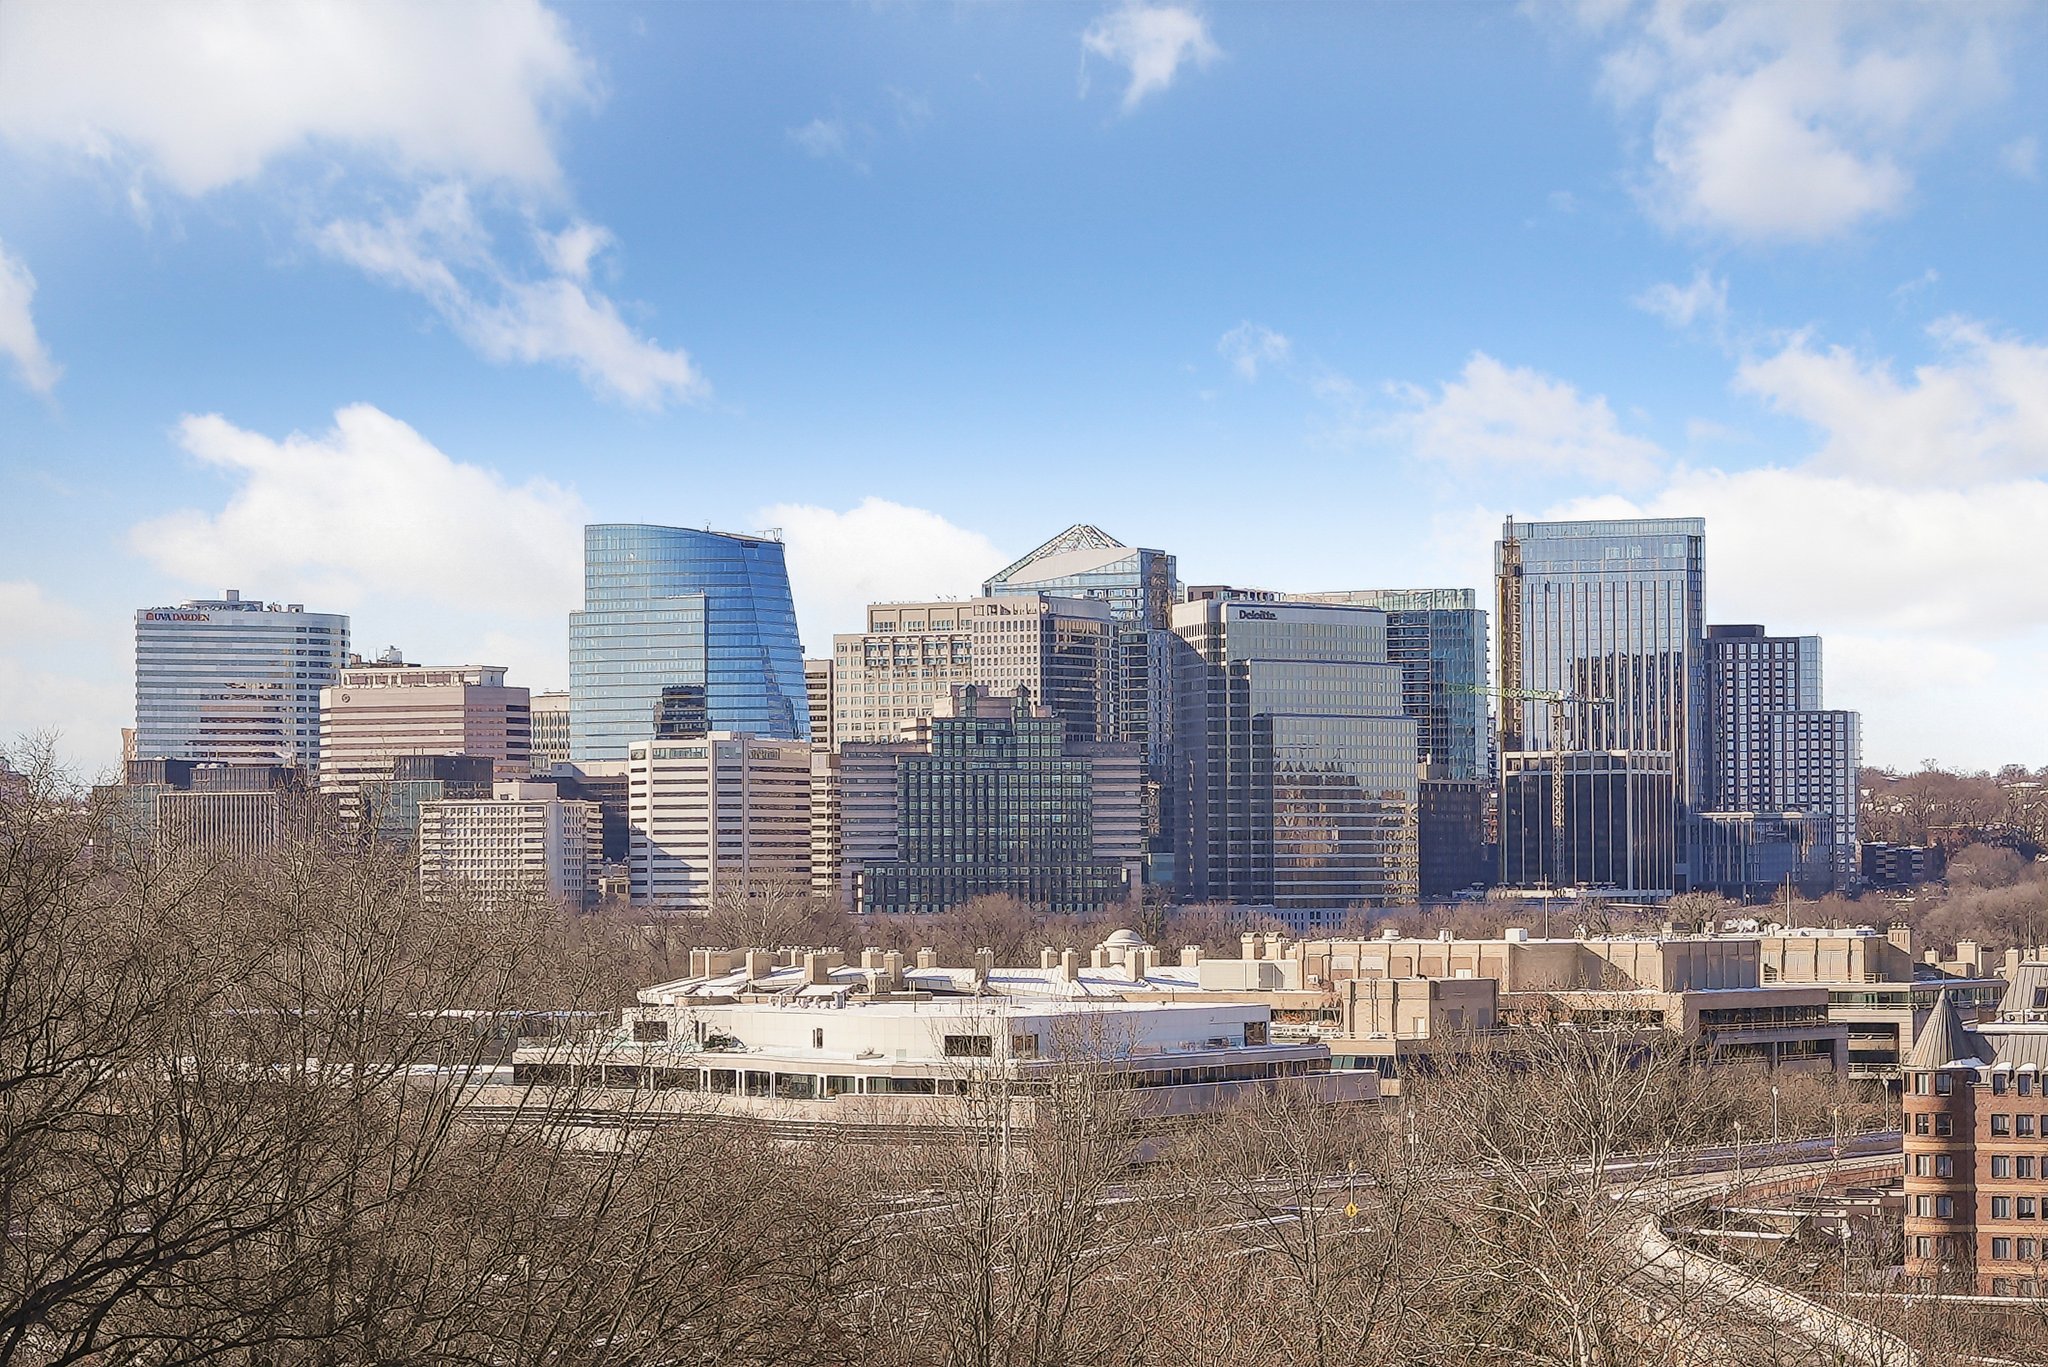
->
568 525 808 761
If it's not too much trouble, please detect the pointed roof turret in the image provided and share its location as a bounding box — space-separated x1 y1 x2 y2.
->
1904 991 1986 1071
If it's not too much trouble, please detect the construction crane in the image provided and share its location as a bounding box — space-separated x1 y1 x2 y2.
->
1450 683 1616 906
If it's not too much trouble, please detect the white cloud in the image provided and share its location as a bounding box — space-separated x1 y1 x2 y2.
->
0 580 128 774
1389 352 1666 484
538 221 612 282
130 404 585 619
1082 3 1221 112
1217 321 1291 381
0 653 130 775
1734 318 2048 486
0 0 590 195
0 1 705 402
0 580 85 639
1633 266 1728 330
789 117 859 166
2002 134 2040 181
1587 2 2007 240
756 498 1004 654
317 186 706 408
0 239 61 394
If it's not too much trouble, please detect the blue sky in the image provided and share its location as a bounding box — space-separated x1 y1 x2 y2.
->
2 0 2045 774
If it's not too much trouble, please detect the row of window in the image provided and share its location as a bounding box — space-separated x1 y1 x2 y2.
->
1991 1237 2044 1262
1992 1114 2047 1137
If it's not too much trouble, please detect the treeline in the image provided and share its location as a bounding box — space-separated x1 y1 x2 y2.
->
0 742 2031 1365
1860 763 2048 851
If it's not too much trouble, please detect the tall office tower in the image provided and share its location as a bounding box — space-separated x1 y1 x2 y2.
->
1495 517 1705 889
1495 517 1706 799
1295 589 1488 782
803 659 833 746
1171 599 1419 918
828 596 1113 748
529 691 571 770
838 687 1143 915
418 780 602 909
99 758 309 858
133 590 349 773
318 657 530 831
624 735 813 910
984 525 1179 875
568 524 808 762
1703 625 1862 890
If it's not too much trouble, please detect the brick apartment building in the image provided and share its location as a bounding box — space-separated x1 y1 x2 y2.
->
1901 964 2048 1294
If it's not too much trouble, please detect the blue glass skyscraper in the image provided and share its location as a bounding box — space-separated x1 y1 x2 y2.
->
568 524 808 762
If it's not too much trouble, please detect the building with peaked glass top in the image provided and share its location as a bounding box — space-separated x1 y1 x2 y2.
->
569 525 808 762
983 524 1179 877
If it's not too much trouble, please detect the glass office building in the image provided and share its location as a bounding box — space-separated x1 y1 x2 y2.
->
855 690 1141 916
1495 516 1706 803
1499 750 1677 895
1171 599 1418 910
568 524 807 762
1297 588 1488 782
983 524 1180 873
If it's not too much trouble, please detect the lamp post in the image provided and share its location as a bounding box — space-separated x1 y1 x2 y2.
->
1771 1082 1780 1144
1733 1120 1744 1201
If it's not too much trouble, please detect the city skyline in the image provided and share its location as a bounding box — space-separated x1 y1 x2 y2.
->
3 2 2047 774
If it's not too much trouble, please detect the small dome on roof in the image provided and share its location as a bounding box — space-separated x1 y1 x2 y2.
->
1103 928 1147 948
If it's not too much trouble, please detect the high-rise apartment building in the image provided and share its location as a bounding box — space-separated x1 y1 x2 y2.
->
530 691 571 771
418 780 602 908
569 525 808 762
625 734 813 910
1171 599 1419 912
829 596 1113 749
1296 589 1488 782
133 590 349 773
1495 518 1705 889
984 526 1179 879
837 687 1142 915
318 657 530 831
1702 625 1861 889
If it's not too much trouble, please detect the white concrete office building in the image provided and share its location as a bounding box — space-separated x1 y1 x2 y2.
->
418 779 601 908
626 735 814 911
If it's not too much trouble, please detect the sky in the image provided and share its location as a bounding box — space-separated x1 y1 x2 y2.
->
1 0 2045 776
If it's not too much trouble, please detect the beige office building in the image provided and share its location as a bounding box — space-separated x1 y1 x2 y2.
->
530 691 571 771
804 659 832 746
626 735 813 911
829 595 1113 749
319 659 531 827
418 779 601 908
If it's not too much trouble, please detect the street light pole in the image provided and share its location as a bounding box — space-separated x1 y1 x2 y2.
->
1771 1082 1780 1144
